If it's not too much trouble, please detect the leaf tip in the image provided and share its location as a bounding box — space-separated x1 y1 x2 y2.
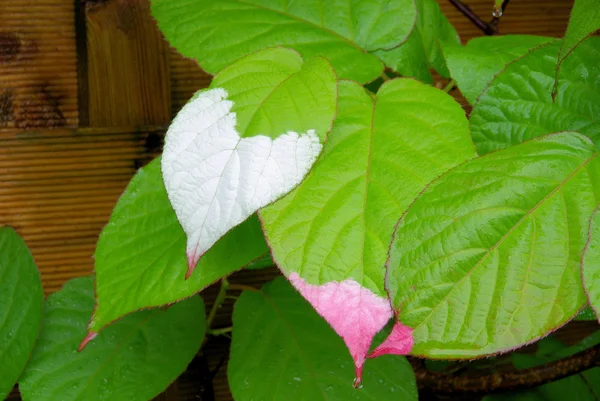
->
78 331 98 352
368 321 414 358
185 248 200 279
288 272 393 379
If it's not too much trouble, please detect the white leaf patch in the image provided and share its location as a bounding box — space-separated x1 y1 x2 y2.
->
162 88 322 277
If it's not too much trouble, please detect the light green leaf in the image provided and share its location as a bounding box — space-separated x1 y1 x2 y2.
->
558 0 600 65
210 47 337 140
582 206 600 321
152 0 417 84
19 276 205 401
90 158 268 333
470 38 600 155
445 35 554 105
0 227 43 400
260 78 475 372
386 132 599 358
228 277 418 400
374 0 459 84
162 48 336 278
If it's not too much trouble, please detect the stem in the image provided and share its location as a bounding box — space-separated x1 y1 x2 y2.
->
206 278 229 330
210 326 233 336
381 71 391 81
443 79 456 93
412 343 600 394
229 283 260 292
448 0 497 35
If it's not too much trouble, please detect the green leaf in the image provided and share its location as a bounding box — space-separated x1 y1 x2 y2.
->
470 38 600 155
558 0 600 65
386 132 600 358
152 0 417 84
575 305 597 321
162 48 336 278
374 0 459 84
260 78 475 372
445 35 554 105
244 253 274 270
210 47 337 140
0 227 43 400
582 206 600 321
19 276 205 401
228 277 418 400
90 158 268 333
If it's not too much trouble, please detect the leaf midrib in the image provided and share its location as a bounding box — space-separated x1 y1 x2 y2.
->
413 152 598 331
234 0 370 55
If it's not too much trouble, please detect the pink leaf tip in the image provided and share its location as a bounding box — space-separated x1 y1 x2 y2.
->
78 331 98 352
288 272 393 383
185 247 200 280
368 320 414 358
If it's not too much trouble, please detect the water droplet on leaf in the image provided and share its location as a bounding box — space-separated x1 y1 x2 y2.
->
353 377 363 389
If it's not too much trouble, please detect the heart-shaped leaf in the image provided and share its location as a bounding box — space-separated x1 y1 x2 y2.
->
228 277 418 400
152 0 417 84
582 206 600 322
90 157 268 334
445 35 554 105
384 132 599 358
470 38 600 155
0 227 43 400
260 79 475 377
162 48 336 277
374 0 459 84
19 276 205 401
558 0 600 66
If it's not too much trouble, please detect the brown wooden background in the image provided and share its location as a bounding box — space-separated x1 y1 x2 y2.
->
0 0 582 400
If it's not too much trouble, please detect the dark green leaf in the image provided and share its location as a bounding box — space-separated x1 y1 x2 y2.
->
228 277 417 400
90 158 268 333
0 227 43 400
19 276 205 401
485 334 600 401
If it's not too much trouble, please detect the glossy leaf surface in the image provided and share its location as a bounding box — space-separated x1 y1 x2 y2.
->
228 277 417 400
386 132 599 358
558 0 600 65
261 78 475 373
20 277 205 401
374 0 459 83
91 158 268 333
0 227 43 400
470 39 600 154
152 0 417 83
582 206 600 321
445 35 554 105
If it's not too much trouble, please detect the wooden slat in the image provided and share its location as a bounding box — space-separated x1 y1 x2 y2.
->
85 0 171 126
1 126 163 294
0 0 78 129
170 49 212 115
439 0 573 42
